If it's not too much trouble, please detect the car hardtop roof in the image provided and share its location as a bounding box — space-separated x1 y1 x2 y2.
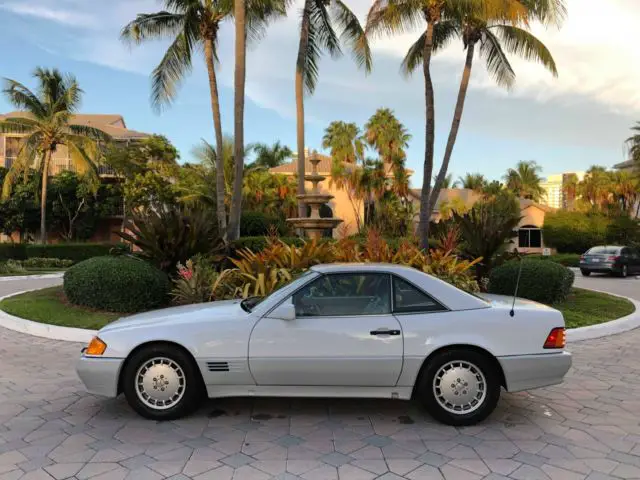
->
589 245 624 250
310 263 418 274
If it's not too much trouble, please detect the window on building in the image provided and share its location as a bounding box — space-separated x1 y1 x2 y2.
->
518 225 542 248
4 137 22 169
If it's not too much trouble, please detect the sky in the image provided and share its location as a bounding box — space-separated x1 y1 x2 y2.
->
0 0 638 188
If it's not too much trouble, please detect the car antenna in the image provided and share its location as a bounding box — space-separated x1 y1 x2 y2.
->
510 249 523 318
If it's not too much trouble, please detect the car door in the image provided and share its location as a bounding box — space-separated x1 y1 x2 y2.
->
248 272 404 387
631 248 640 274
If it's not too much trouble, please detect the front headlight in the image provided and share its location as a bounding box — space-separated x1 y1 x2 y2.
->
85 337 107 356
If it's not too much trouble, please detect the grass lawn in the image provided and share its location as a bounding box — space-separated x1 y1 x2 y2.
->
0 269 66 277
553 288 636 328
0 286 121 329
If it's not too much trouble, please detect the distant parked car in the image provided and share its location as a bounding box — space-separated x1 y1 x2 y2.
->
77 264 571 426
580 246 640 277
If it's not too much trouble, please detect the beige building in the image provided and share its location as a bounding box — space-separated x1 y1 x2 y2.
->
539 171 585 209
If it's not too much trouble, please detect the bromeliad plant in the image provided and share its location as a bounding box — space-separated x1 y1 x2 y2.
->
172 258 239 305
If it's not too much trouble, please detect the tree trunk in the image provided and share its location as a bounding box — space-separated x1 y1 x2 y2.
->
430 42 475 210
295 6 311 220
228 0 247 241
204 38 228 241
417 21 436 250
39 150 52 244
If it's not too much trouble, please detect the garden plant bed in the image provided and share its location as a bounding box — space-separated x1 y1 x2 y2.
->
553 288 636 328
0 286 121 329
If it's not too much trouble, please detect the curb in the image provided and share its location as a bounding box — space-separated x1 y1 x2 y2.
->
0 272 65 282
0 288 97 343
566 289 640 342
0 281 638 344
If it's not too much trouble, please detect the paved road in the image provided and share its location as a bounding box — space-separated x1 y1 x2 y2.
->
573 272 640 301
1 278 640 479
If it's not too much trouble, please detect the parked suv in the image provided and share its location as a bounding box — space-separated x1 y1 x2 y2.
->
579 245 640 277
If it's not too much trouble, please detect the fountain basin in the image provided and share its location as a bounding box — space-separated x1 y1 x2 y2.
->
286 218 343 229
295 193 334 203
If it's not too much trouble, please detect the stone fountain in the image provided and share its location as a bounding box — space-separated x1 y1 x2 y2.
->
287 155 342 240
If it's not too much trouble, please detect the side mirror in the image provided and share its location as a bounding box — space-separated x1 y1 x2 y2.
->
269 302 296 321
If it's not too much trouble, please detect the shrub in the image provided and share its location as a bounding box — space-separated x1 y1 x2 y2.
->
21 258 74 269
523 253 581 268
606 216 640 245
543 211 610 253
0 243 27 261
489 260 575 304
229 236 303 255
25 243 119 263
118 205 222 272
0 260 27 275
240 211 287 236
172 257 239 305
64 256 170 313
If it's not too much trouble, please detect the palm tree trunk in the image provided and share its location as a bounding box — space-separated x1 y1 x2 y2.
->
204 38 228 241
228 0 247 242
295 6 311 220
417 21 436 250
430 42 475 210
39 150 52 244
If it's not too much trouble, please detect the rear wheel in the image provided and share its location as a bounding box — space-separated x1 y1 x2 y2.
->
416 349 501 426
581 269 591 276
122 344 203 420
620 265 628 278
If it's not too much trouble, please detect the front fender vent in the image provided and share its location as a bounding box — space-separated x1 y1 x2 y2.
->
207 362 230 372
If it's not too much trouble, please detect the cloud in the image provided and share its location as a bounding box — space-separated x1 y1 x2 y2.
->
0 2 98 28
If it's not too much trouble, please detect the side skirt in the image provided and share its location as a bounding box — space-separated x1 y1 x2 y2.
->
205 385 413 400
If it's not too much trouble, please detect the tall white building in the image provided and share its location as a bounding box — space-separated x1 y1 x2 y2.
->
540 172 586 209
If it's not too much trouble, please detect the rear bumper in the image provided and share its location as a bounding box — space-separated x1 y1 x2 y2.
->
76 355 123 398
579 262 618 273
498 351 572 392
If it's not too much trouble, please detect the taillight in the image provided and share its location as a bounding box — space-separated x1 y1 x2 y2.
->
544 328 566 349
607 255 618 261
580 255 585 261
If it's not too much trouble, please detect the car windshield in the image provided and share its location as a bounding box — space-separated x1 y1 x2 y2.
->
587 247 620 255
240 270 316 312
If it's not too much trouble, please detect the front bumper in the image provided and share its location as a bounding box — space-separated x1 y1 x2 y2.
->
76 355 124 397
498 351 572 392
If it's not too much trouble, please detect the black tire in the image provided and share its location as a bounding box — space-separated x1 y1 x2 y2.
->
122 344 204 421
581 269 591 276
416 349 501 426
620 265 628 278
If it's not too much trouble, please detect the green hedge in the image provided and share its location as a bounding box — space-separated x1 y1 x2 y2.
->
0 244 27 261
489 260 575 304
64 256 170 313
524 253 581 268
543 212 610 253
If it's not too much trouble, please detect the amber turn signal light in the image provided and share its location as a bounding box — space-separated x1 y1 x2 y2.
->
543 328 566 349
86 337 107 356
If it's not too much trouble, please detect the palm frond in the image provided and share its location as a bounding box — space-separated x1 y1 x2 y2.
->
518 0 566 27
400 21 459 76
2 79 46 117
151 31 194 111
365 0 423 40
311 0 341 58
491 24 558 77
68 124 113 143
120 12 186 44
0 119 37 134
400 31 425 77
245 0 288 43
331 0 372 72
66 139 100 183
1 133 41 199
479 29 515 89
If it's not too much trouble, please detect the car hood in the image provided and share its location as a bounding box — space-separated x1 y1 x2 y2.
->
99 299 246 333
478 293 555 311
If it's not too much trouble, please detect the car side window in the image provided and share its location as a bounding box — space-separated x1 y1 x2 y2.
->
292 273 391 317
392 276 446 314
622 248 630 258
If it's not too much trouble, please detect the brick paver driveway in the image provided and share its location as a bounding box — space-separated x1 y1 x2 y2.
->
1 277 640 479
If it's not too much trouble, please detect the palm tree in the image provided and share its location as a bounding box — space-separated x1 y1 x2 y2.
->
562 172 578 210
578 166 611 210
366 0 564 248
458 173 486 191
249 141 293 169
504 160 546 201
294 0 372 219
121 0 284 240
0 68 111 243
626 122 640 165
611 170 638 213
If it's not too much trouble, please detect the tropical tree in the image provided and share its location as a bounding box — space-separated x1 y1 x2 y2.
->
366 0 564 248
611 170 638 213
577 166 611 211
121 0 284 240
0 68 110 243
249 141 293 169
562 172 578 210
294 0 372 219
504 160 546 201
626 122 640 165
458 173 486 191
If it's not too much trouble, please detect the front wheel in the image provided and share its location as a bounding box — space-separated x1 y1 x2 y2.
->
122 344 203 421
581 269 591 277
416 349 501 426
